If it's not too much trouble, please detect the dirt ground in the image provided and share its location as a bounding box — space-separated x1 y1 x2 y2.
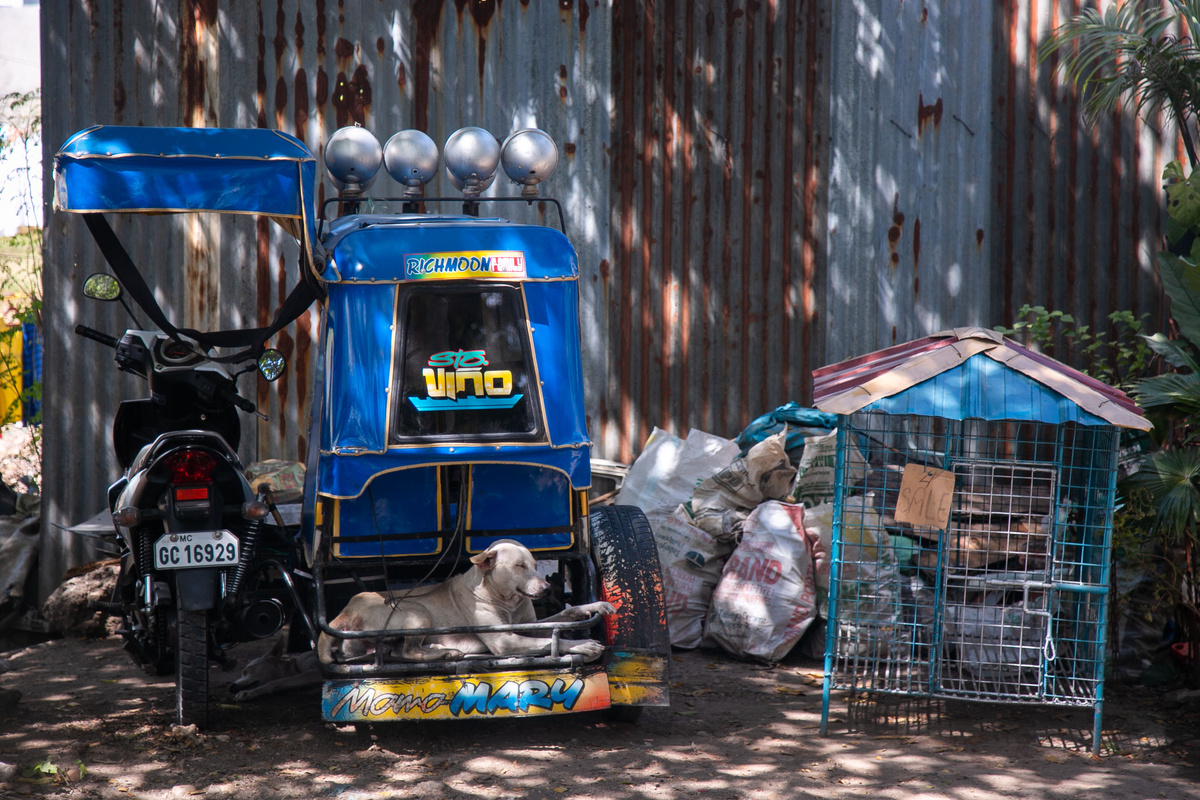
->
0 633 1198 800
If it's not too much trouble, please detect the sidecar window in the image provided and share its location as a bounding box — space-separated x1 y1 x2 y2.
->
391 285 542 442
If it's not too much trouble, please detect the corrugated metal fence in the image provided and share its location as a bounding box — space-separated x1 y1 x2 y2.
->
40 0 1172 592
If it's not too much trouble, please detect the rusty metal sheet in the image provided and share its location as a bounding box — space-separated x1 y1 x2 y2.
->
606 0 831 462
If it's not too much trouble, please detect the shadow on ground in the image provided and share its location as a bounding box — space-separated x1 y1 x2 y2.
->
0 636 1197 799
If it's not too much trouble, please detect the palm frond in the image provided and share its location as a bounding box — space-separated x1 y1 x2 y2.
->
1132 371 1200 414
1042 2 1200 157
1130 446 1200 538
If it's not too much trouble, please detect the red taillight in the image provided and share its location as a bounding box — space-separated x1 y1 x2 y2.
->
175 487 210 501
165 450 218 484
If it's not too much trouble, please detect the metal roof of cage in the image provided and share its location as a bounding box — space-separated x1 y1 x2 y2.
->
811 327 1150 430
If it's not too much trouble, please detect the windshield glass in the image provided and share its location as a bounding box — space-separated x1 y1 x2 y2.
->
391 284 542 442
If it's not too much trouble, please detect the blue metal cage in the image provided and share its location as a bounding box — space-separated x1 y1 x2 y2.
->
812 329 1151 756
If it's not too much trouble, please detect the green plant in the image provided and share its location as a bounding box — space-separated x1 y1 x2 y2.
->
994 304 1155 389
0 89 41 489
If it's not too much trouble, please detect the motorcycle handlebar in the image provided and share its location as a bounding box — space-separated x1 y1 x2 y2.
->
217 383 256 414
73 324 120 349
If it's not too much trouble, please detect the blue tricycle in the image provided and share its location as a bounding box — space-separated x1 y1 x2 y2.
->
56 123 670 726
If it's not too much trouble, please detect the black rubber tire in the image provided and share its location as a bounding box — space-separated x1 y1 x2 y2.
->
175 599 210 728
605 704 644 723
588 505 669 653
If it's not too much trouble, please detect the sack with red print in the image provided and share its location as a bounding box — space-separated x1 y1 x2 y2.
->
704 501 818 663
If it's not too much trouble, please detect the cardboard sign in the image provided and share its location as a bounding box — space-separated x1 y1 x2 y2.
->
894 464 956 530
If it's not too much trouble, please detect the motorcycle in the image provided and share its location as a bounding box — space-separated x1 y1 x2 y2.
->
75 273 312 727
56 125 324 727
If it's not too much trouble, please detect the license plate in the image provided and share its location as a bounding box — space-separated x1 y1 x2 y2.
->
153 530 239 570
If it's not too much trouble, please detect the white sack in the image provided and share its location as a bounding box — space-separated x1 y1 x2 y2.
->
654 505 734 649
792 429 867 508
614 427 740 533
704 501 818 662
690 431 796 543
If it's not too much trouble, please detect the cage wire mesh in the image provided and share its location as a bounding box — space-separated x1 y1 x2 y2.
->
821 411 1117 749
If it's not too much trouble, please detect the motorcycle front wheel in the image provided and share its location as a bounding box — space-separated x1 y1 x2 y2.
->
174 596 210 727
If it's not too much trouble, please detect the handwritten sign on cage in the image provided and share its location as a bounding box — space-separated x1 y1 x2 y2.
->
894 464 956 530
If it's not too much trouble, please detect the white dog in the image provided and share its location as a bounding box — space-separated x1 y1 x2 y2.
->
228 636 322 701
317 539 615 664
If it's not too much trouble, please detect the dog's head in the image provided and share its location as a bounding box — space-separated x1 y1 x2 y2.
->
228 636 290 696
469 539 550 600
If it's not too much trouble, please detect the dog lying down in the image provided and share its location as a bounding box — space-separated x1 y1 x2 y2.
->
228 636 322 702
317 539 616 664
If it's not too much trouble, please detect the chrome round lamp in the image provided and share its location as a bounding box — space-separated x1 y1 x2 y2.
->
383 130 439 199
324 126 383 197
444 127 500 198
501 129 559 198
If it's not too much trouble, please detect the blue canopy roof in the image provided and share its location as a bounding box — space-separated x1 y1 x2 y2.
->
54 125 318 257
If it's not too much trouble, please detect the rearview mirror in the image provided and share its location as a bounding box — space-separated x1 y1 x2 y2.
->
257 349 286 382
82 273 122 301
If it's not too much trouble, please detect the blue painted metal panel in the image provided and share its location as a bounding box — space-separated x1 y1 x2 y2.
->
333 467 442 558
465 464 573 553
323 217 578 283
323 284 394 456
859 352 1112 426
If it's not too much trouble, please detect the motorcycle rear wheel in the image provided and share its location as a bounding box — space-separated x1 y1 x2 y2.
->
175 598 210 728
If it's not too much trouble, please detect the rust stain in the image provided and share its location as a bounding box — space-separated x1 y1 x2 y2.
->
352 64 373 123
412 0 447 132
332 65 373 127
579 0 589 34
317 0 326 52
912 216 921 275
182 0 218 127
976 228 985 249
887 193 904 268
273 0 286 69
377 36 385 59
335 37 355 70
457 0 497 91
922 4 928 25
295 10 305 54
398 63 407 94
316 69 329 108
564 141 576 157
598 258 609 283
275 76 288 129
112 2 125 119
917 93 943 138
316 0 327 89
559 64 567 80
294 68 309 137
559 0 573 9
256 8 267 127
